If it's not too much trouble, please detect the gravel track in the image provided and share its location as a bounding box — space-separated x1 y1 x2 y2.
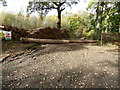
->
1 43 119 88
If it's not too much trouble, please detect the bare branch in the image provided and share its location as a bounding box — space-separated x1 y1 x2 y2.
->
53 2 59 6
60 7 65 11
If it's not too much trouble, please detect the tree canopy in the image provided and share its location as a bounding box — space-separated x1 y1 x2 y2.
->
87 1 120 39
27 0 78 29
0 0 7 6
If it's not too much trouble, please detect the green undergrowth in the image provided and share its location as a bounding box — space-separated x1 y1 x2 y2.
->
95 42 118 47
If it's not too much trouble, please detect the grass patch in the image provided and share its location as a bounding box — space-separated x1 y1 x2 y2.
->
95 41 118 47
95 42 102 46
105 43 118 47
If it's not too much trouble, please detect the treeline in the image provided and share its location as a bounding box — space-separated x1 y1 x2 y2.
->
0 12 44 29
0 11 89 38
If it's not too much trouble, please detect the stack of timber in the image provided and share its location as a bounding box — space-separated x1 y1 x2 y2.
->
3 25 70 40
3 25 29 40
28 27 70 39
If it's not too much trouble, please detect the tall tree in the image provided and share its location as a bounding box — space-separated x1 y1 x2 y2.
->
95 2 104 40
87 1 120 38
27 0 78 29
87 1 105 39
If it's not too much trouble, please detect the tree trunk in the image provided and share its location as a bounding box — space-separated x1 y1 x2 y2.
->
119 22 120 33
20 37 99 44
20 37 69 44
69 40 99 43
105 3 110 33
95 2 104 40
57 8 61 29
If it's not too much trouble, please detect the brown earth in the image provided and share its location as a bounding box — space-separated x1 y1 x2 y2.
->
1 41 119 88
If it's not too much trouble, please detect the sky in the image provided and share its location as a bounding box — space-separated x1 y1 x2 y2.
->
0 0 91 16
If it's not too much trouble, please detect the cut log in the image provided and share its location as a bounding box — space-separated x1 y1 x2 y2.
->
20 37 69 44
115 42 120 46
0 54 11 63
20 37 99 44
69 40 99 43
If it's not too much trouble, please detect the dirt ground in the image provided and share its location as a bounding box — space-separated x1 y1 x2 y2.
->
1 41 119 88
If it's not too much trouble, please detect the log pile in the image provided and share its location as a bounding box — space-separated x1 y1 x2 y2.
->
3 25 70 40
28 27 70 39
3 25 29 40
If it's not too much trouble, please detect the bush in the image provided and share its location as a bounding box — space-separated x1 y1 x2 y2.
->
86 30 94 39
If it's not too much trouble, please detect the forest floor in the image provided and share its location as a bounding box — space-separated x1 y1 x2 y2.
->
1 41 119 88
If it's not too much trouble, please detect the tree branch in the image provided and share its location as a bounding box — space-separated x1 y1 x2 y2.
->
53 2 59 6
42 6 57 9
60 7 65 12
59 2 66 7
